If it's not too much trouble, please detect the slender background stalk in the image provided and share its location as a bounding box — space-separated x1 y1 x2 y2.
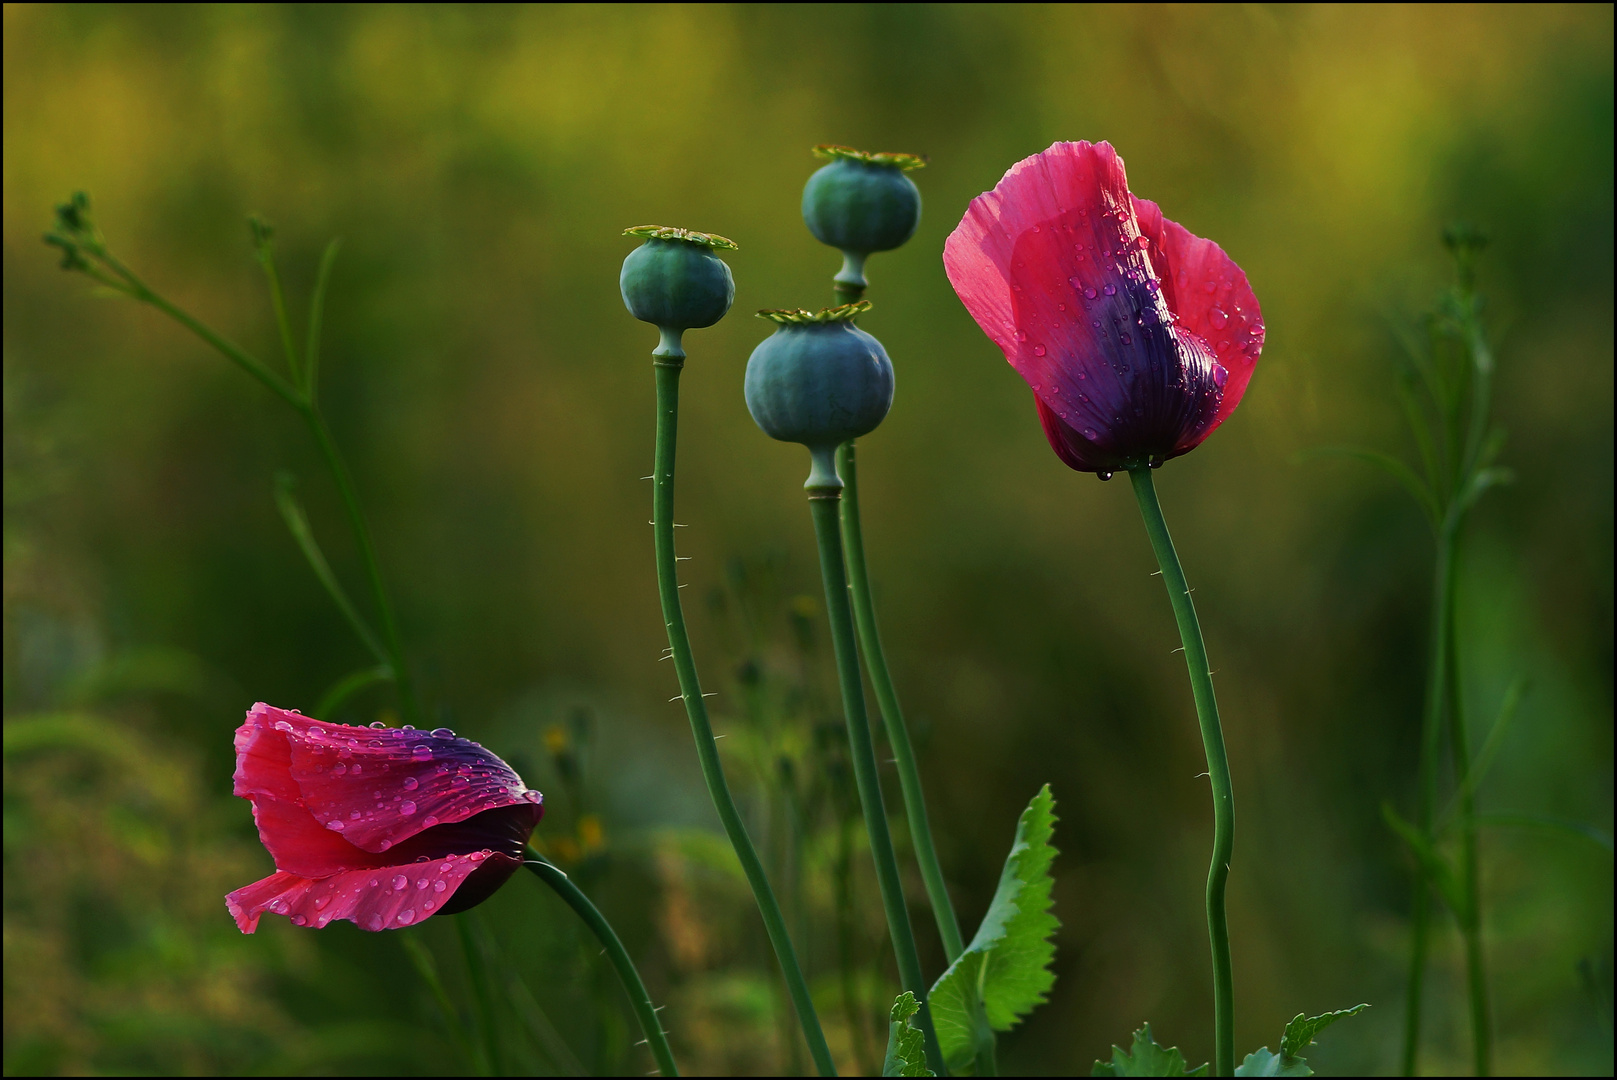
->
807 480 946 1075
1129 467 1236 1077
649 355 836 1077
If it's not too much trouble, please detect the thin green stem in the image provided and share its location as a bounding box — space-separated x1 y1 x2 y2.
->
305 239 341 402
254 234 304 388
524 858 678 1076
1446 574 1491 1076
298 405 421 725
272 474 391 667
1128 468 1235 1077
649 353 836 1077
837 439 965 963
1404 521 1456 1077
807 482 945 1076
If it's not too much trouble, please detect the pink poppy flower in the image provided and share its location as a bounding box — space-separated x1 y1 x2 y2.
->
944 140 1263 476
226 703 543 933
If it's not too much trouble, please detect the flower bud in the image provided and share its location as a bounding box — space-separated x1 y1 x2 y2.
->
619 226 737 351
745 302 894 490
801 146 924 294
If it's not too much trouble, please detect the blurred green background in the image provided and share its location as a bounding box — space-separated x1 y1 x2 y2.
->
4 3 1612 1075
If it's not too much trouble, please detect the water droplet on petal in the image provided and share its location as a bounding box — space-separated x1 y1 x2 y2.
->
351 764 363 777
412 744 432 760
397 909 415 925
1098 471 1114 481
422 815 439 827
1056 303 1066 311
1146 280 1160 293
434 880 448 893
1216 340 1231 353
1082 428 1098 440
1213 365 1230 388
369 878 380 887
332 762 348 776
1103 284 1117 296
369 721 387 729
391 875 408 891
1209 307 1229 329
314 895 329 909
400 800 417 816
291 914 308 926
1120 333 1132 345
377 839 392 851
402 776 419 791
1203 280 1217 294
329 820 345 831
522 790 543 803
431 728 454 738
368 913 385 930
1032 344 1046 357
1013 330 1027 342
274 720 294 733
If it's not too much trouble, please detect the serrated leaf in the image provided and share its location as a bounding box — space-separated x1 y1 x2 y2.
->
883 991 935 1076
1092 1023 1209 1077
1234 1047 1311 1077
1280 1003 1369 1059
929 785 1060 1072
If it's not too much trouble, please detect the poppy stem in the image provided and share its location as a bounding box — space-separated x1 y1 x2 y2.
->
808 479 947 1076
1128 467 1235 1077
837 439 967 964
650 357 837 1077
523 858 678 1077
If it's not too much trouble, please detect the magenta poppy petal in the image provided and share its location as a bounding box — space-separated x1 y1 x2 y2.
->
945 141 1261 472
227 850 512 933
1132 196 1263 427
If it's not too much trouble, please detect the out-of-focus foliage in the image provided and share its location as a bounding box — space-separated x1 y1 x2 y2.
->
3 3 1611 1075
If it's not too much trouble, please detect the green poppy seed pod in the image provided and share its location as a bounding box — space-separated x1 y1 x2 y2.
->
801 146 925 295
744 302 894 491
620 225 737 357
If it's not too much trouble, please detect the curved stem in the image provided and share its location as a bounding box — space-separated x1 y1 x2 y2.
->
650 357 836 1077
1128 468 1235 1077
1404 522 1456 1077
524 858 678 1077
808 486 946 1076
837 439 966 963
299 405 421 726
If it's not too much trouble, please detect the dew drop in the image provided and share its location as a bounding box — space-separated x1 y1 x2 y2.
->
291 914 308 926
368 913 385 931
1098 471 1114 481
274 720 294 733
1203 280 1217 294
1056 303 1066 311
1083 287 1097 300
1213 365 1230 389
329 820 345 831
397 909 415 925
1032 345 1046 357
351 764 363 776
1135 236 1150 249
431 728 455 738
332 762 348 776
1209 307 1229 329
424 901 435 912
369 721 387 729
1146 280 1160 293
522 789 543 803
434 880 447 893
1120 333 1132 345
401 723 416 730
403 776 419 791
314 895 329 909
1082 428 1098 440
412 744 432 760
392 875 408 891
1216 340 1231 353
377 839 392 851
270 899 288 913
1091 320 1102 329
422 815 439 827
1103 284 1117 296
400 800 417 816
1013 330 1027 342
370 878 380 888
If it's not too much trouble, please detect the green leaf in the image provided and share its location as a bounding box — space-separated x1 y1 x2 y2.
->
1280 1004 1369 1059
1233 1047 1310 1077
929 785 1060 1073
883 992 935 1076
1233 1004 1369 1078
1092 1024 1208 1077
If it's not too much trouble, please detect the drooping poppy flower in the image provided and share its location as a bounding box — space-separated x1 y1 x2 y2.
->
944 141 1263 476
226 703 543 933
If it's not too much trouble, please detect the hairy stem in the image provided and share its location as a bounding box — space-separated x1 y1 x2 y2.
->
524 859 678 1076
650 356 836 1076
808 484 945 1075
1129 468 1235 1077
837 439 966 964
